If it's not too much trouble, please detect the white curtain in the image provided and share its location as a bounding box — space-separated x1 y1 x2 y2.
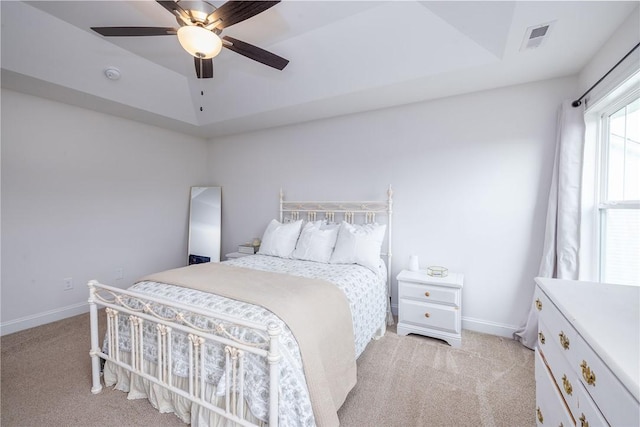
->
514 100 586 349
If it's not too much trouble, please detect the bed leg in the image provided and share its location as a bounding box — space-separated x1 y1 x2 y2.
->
267 322 281 427
88 281 103 394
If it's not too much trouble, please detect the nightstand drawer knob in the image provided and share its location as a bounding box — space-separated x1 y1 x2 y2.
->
424 291 430 297
424 312 430 318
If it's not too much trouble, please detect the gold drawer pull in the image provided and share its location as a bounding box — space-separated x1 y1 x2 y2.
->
535 298 542 311
424 291 430 297
559 331 570 350
536 406 544 424
579 413 589 427
538 332 546 344
580 360 596 386
424 312 430 318
561 374 573 395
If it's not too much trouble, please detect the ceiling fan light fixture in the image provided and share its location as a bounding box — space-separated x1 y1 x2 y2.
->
177 25 222 59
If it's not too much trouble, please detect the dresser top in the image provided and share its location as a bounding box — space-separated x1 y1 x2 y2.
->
536 277 640 401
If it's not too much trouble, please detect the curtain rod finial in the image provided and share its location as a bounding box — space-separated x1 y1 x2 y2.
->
572 100 582 108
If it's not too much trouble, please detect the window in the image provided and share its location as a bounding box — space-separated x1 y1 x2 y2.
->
598 94 640 285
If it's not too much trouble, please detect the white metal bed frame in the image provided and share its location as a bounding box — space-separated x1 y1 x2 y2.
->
88 187 393 426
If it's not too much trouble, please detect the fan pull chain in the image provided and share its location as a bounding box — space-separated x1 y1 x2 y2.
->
199 57 204 112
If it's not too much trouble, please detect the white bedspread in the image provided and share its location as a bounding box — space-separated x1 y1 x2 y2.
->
105 255 387 426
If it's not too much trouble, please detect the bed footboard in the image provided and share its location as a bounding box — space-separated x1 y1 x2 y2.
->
88 280 281 427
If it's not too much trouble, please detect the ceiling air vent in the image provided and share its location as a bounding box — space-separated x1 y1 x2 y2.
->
520 21 555 51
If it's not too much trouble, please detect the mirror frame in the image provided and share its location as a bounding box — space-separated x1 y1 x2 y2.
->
188 186 221 264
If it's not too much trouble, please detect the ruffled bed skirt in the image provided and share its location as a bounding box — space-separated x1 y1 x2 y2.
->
103 358 265 426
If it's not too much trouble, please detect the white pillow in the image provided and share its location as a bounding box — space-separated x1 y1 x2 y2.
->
330 221 387 271
257 219 303 258
292 221 339 263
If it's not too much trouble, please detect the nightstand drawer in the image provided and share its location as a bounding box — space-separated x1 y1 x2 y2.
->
399 299 460 334
398 281 460 306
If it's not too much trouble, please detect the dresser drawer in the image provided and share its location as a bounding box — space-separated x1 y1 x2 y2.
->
538 318 579 416
575 380 607 427
399 299 460 334
535 348 574 427
535 288 580 358
398 281 460 306
570 331 640 426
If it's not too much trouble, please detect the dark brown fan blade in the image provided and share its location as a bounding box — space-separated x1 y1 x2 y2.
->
194 57 213 79
208 1 279 29
222 36 288 70
156 1 191 22
91 27 177 37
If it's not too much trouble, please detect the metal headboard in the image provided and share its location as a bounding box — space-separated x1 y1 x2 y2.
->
279 186 394 288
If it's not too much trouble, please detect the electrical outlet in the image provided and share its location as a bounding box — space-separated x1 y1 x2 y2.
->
115 268 124 281
63 277 73 291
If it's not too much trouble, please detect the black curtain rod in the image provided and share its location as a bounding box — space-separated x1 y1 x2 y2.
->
572 42 640 108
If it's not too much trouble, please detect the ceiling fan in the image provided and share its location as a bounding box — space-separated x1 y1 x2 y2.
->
91 0 289 79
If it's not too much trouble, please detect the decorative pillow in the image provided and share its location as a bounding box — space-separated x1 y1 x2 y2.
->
292 221 340 263
330 221 387 271
257 219 303 258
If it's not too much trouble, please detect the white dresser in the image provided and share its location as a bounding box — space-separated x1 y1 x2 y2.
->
534 277 639 427
396 270 463 347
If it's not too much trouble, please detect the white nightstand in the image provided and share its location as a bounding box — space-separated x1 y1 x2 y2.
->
225 252 253 260
396 270 464 347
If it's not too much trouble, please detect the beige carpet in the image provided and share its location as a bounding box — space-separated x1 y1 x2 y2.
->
1 313 534 426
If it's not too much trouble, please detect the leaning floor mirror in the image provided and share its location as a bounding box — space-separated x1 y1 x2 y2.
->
188 186 221 265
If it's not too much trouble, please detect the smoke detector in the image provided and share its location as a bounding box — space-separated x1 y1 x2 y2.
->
520 21 555 51
104 67 121 80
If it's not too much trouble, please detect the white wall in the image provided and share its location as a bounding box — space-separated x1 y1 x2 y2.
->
578 5 639 105
208 76 578 337
0 89 210 334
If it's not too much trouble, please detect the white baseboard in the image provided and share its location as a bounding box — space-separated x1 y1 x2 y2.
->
0 302 89 336
391 303 517 339
461 316 517 338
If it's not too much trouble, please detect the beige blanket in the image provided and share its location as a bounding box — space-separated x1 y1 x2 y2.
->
141 262 357 427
